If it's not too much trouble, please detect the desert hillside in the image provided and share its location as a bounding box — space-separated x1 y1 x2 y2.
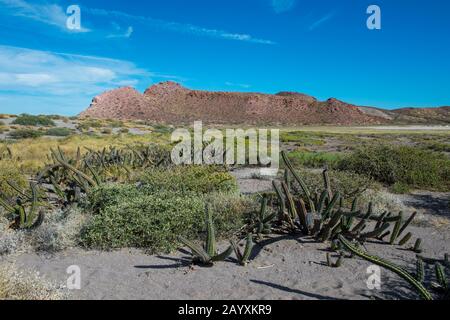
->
80 82 450 125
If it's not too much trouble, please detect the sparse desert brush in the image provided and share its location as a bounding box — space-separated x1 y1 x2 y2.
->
290 167 376 200
8 129 44 139
359 189 407 215
101 128 112 134
12 114 55 127
140 165 238 194
280 131 326 145
45 127 73 137
0 217 27 255
339 145 450 191
0 160 28 198
0 114 10 119
30 207 87 252
0 264 65 300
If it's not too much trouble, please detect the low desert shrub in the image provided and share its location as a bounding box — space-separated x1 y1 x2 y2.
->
0 264 65 300
9 129 44 139
12 114 55 127
287 151 343 169
139 165 238 194
45 127 73 137
82 182 255 252
339 145 450 191
101 128 112 134
30 207 87 252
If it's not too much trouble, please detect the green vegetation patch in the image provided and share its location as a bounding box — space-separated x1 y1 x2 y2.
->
8 129 44 139
12 114 55 127
81 184 254 252
139 165 238 194
0 160 28 199
287 151 343 169
339 145 450 191
45 128 73 137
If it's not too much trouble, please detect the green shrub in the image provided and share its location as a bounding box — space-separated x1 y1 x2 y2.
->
391 182 411 194
8 129 44 139
81 186 254 252
45 128 73 137
286 151 343 169
339 145 450 191
140 165 238 194
12 114 55 127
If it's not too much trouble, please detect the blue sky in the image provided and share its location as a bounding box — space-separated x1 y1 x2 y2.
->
0 0 449 115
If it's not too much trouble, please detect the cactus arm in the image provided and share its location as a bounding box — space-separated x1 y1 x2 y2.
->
416 258 425 283
338 235 433 300
390 212 404 244
435 263 448 290
205 208 216 257
399 232 412 246
321 193 340 220
281 151 316 213
322 167 332 199
51 149 97 187
230 240 243 262
281 182 297 220
211 245 233 262
272 181 286 218
178 236 211 264
397 212 417 239
0 196 14 213
241 234 254 265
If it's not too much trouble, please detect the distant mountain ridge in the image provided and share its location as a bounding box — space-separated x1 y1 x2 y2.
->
80 82 450 125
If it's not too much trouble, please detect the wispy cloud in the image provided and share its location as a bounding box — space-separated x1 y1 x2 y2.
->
0 0 89 32
107 23 134 39
0 45 149 95
225 82 251 89
271 0 296 14
0 0 275 44
0 45 155 114
308 12 335 31
84 7 275 45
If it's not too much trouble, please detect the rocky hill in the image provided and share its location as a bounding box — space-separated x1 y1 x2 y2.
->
80 82 450 125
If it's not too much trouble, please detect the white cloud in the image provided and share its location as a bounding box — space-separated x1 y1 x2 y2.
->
107 25 134 39
0 45 148 95
271 0 296 14
85 7 275 45
225 82 251 89
1 0 274 44
309 12 335 31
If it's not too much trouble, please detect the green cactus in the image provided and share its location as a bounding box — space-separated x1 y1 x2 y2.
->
178 209 232 266
231 234 255 266
338 235 433 300
389 212 403 244
0 182 44 230
416 257 425 283
399 232 413 246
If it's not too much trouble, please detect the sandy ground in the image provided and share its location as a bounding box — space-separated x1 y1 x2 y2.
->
0 168 448 300
2 224 448 300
